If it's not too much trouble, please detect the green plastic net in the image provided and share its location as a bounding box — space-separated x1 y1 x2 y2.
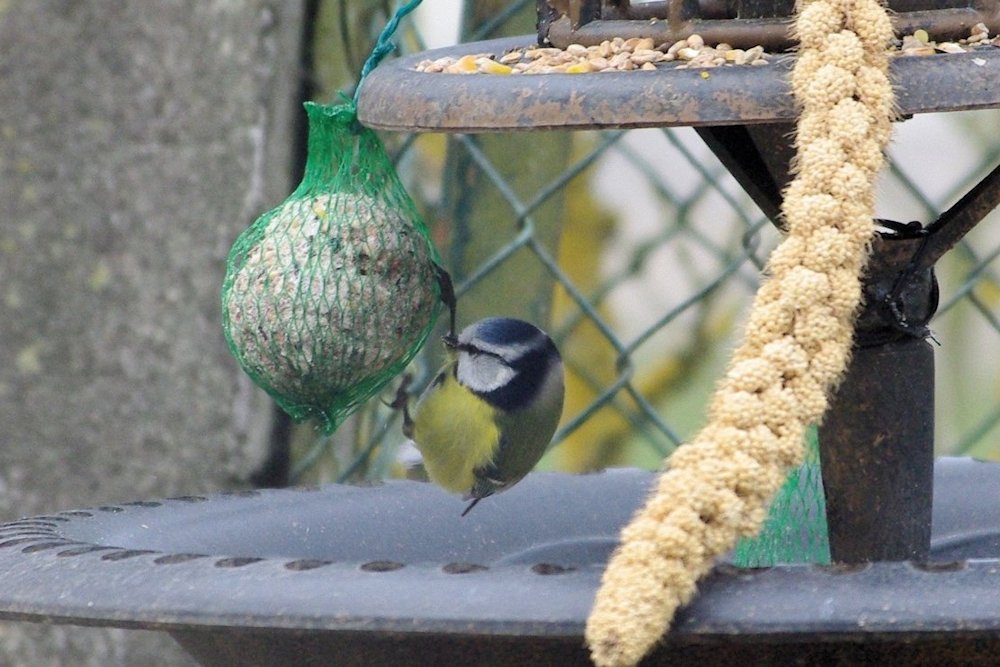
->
222 101 447 434
733 427 830 566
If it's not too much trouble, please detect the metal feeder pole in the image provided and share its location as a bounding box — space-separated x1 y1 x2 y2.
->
819 232 939 563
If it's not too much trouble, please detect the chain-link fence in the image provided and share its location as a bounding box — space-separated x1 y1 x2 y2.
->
286 0 1000 485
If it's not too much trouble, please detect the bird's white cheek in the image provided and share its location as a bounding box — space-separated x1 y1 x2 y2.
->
456 353 514 393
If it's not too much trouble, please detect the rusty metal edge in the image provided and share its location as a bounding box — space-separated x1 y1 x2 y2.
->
357 36 1000 132
542 8 1000 51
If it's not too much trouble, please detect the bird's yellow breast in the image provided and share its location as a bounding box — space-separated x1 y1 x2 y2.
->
411 371 500 494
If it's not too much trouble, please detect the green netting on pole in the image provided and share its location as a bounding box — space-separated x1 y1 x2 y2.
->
222 101 445 434
733 427 830 566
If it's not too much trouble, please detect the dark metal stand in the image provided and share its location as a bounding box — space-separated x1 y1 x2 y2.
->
351 6 1000 572
818 233 940 562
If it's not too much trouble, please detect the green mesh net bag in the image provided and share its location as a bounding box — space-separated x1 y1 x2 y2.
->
733 426 830 566
222 100 449 434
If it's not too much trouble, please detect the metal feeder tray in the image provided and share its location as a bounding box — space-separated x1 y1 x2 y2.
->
2 459 1000 666
356 36 1000 132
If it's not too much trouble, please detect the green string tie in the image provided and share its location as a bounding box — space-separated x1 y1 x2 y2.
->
352 0 424 109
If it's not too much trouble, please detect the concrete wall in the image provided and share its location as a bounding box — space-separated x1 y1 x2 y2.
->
0 1 304 664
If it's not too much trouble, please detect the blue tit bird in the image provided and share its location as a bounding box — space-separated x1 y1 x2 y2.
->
399 317 565 516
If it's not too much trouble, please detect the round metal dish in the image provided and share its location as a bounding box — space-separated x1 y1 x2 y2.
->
1 459 1000 666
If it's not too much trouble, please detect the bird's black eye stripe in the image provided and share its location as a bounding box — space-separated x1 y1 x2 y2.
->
442 335 503 361
456 342 505 362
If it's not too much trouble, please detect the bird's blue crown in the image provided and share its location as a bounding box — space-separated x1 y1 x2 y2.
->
473 317 544 346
